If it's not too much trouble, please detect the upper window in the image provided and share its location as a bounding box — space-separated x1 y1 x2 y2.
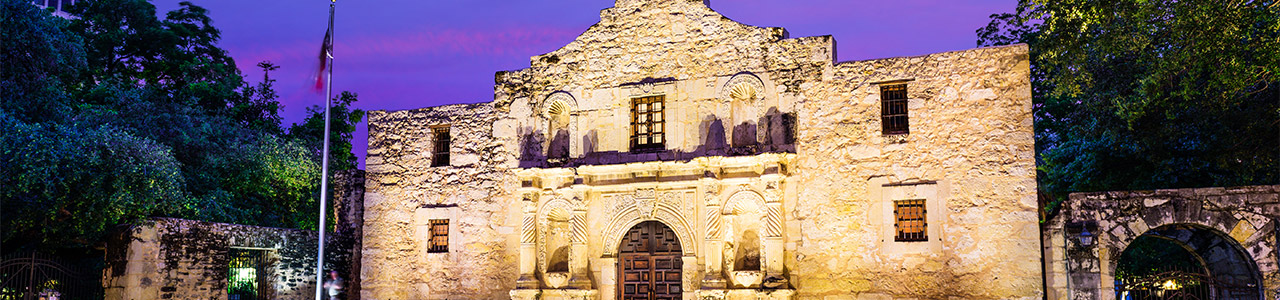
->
880 84 909 135
894 199 927 242
630 95 665 151
431 127 450 167
428 219 449 253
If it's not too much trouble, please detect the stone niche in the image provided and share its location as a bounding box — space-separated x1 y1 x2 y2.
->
510 154 796 300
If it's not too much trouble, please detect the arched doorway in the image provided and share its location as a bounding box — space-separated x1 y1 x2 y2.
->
1115 224 1262 299
617 221 682 300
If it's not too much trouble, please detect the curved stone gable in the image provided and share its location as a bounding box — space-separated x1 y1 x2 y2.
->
498 0 826 97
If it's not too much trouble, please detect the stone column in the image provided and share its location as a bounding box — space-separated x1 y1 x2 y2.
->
517 198 539 289
568 209 591 289
599 257 617 300
682 256 698 299
702 198 726 288
763 202 785 283
762 183 787 288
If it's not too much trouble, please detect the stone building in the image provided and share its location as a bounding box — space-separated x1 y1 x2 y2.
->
360 0 1039 299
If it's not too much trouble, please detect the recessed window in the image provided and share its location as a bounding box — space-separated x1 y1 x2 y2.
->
881 84 909 135
630 95 665 151
894 199 927 242
428 219 449 253
431 127 450 167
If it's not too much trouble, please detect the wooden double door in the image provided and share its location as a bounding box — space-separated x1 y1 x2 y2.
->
618 221 683 300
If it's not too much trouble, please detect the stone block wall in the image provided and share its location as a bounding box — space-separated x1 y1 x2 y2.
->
102 218 320 300
790 45 1038 299
362 103 520 299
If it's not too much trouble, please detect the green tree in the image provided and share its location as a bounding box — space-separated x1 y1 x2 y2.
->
0 111 191 248
979 0 1280 206
2 0 364 250
288 91 366 172
0 0 85 123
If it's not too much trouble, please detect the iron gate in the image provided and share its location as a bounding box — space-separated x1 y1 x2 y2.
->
228 248 270 300
0 252 102 300
1116 269 1259 300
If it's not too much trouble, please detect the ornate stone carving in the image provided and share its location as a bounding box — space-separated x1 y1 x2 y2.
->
542 92 577 117
720 73 765 101
765 205 782 238
634 194 656 219
571 213 586 244
602 188 697 256
536 198 575 275
705 205 722 239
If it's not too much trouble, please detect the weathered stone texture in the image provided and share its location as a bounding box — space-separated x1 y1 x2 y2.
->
102 218 320 300
362 103 519 299
1048 185 1280 300
362 0 1038 299
791 45 1037 300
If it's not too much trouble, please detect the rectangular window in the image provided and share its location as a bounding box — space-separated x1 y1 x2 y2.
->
428 219 449 253
894 199 927 242
431 127 450 167
630 95 666 151
881 84 909 135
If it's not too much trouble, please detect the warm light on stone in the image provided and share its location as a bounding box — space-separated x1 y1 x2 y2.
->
360 0 1038 299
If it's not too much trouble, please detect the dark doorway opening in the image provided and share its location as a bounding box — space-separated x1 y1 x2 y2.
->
617 221 682 300
228 248 271 300
1115 224 1262 299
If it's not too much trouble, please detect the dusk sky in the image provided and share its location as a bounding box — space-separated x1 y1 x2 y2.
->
149 0 1015 169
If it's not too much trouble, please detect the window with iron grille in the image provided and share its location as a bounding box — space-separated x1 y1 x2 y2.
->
428 219 449 253
630 95 665 151
881 84 909 135
431 127 450 167
894 199 927 242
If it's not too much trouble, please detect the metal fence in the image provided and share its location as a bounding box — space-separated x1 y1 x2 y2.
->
0 252 102 300
228 248 270 300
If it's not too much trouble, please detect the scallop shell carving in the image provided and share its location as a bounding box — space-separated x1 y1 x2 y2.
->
729 83 757 101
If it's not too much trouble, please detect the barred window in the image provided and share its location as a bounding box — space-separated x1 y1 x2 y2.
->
428 219 449 253
431 127 450 167
894 199 927 242
881 84 909 135
630 95 665 151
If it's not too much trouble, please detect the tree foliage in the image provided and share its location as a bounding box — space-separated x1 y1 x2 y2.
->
1 0 363 250
979 0 1280 204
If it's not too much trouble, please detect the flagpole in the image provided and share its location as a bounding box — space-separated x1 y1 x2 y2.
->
316 1 335 299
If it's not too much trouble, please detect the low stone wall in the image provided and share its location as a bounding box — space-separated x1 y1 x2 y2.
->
102 218 327 300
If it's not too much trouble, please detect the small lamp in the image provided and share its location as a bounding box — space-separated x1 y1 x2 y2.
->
1079 227 1094 247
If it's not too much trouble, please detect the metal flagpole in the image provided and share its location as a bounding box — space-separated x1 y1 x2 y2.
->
316 1 335 299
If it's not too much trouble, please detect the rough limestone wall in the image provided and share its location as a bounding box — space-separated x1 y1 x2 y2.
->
791 45 1039 299
102 218 319 300
332 169 366 298
362 103 520 299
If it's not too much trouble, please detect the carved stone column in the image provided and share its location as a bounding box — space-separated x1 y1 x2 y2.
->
762 184 787 288
702 195 726 288
568 209 591 289
517 196 539 289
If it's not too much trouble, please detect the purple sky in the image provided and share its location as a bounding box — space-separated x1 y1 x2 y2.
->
151 0 1014 169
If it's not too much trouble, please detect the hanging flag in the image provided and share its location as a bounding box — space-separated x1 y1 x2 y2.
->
313 27 332 92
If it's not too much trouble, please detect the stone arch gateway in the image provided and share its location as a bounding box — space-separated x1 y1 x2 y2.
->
1044 185 1280 300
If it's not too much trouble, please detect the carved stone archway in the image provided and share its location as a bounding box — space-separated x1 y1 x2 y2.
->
1045 186 1280 300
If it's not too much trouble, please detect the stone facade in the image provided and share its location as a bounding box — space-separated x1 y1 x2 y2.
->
1045 185 1280 300
361 0 1038 299
103 218 323 300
